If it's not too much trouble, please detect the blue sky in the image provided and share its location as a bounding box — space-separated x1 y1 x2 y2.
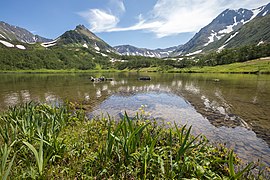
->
1 0 269 49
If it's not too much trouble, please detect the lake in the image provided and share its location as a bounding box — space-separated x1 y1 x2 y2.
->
0 72 269 166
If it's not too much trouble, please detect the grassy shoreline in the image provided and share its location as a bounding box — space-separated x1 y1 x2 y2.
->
137 58 270 74
0 58 270 74
0 102 269 179
168 58 270 74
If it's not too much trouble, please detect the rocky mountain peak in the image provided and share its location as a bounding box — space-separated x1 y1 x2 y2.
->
75 24 88 31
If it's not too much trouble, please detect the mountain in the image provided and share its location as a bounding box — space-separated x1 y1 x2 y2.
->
172 2 270 56
205 14 270 51
0 21 52 43
0 24 119 70
114 45 181 58
46 25 115 53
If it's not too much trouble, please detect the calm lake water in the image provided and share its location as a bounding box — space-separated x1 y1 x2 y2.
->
0 72 270 166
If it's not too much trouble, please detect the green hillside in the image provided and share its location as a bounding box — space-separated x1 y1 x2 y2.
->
0 44 112 70
167 57 270 74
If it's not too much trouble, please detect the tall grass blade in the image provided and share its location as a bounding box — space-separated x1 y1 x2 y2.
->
1 144 16 180
229 150 235 178
126 122 150 151
23 139 44 176
234 162 253 179
228 150 253 180
3 153 16 180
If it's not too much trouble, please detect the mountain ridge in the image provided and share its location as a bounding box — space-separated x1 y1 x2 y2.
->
172 2 270 56
46 24 116 54
114 44 181 58
0 21 52 43
205 14 270 51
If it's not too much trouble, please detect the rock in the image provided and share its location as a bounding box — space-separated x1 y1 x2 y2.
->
90 76 113 82
138 76 151 81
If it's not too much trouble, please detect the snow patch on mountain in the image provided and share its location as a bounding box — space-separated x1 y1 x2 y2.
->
217 44 227 52
94 43 100 51
204 31 224 46
250 7 265 20
186 50 202 56
225 32 239 43
0 33 6 39
83 43 88 48
262 10 268 16
219 16 238 34
257 41 264 46
33 36 37 42
0 40 26 50
160 52 169 55
41 39 57 48
16 45 26 50
0 40 14 47
114 45 180 58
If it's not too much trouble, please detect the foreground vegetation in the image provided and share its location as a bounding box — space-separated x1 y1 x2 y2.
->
0 102 269 179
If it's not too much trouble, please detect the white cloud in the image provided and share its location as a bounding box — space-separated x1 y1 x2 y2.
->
108 0 222 37
79 9 119 32
149 0 221 37
109 0 125 14
79 0 125 32
221 0 270 9
80 0 269 37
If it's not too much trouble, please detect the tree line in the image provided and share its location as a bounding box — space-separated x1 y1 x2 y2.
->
0 43 269 70
115 43 270 70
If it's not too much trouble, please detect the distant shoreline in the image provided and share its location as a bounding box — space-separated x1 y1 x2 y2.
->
0 57 270 74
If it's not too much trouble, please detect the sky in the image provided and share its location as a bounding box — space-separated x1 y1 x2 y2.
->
1 0 269 49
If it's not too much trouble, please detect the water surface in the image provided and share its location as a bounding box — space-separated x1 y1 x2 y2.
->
0 72 269 165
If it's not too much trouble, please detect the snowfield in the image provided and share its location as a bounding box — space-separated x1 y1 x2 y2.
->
41 40 57 48
16 45 26 50
0 40 14 47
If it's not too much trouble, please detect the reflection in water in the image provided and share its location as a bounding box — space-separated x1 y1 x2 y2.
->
0 73 269 166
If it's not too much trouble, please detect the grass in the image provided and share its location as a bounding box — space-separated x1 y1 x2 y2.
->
167 58 270 74
0 102 269 179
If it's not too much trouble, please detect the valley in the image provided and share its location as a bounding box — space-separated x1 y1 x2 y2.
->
1 1 270 179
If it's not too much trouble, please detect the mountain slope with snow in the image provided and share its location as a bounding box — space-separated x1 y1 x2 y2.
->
55 25 115 53
172 2 270 56
114 45 180 58
205 14 270 51
0 21 52 43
